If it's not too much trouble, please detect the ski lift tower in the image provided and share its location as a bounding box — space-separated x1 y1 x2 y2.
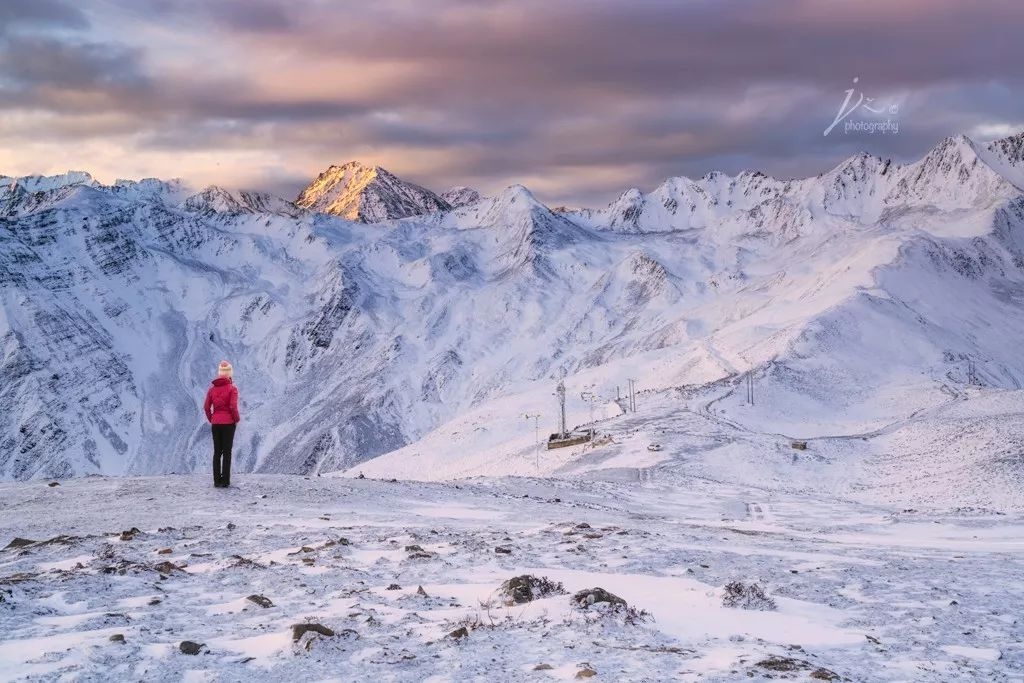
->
547 379 593 450
556 380 567 438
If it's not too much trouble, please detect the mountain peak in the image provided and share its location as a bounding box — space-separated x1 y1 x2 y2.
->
295 161 449 222
928 133 978 157
978 130 1024 190
498 184 536 202
441 186 481 208
5 171 96 193
185 185 301 217
322 160 380 178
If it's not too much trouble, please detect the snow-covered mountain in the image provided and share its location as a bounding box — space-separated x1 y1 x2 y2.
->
4 132 1024 482
440 186 482 208
294 161 450 222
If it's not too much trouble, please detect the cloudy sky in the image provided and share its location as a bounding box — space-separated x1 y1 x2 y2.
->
1 0 1021 206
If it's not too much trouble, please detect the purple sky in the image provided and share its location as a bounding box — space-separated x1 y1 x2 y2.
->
1 0 1021 206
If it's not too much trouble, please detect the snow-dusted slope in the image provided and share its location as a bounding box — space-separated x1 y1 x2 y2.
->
4 132 1024 483
294 161 450 222
357 134 1024 487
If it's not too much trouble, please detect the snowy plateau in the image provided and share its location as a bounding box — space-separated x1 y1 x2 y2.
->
1 133 1024 681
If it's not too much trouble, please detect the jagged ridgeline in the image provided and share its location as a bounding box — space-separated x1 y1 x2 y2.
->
2 133 1024 479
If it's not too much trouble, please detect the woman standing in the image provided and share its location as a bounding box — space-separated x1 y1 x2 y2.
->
203 360 240 488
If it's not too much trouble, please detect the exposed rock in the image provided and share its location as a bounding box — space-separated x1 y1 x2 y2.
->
404 544 425 552
386 583 402 591
43 535 82 547
156 548 172 555
179 641 205 655
447 626 469 640
247 594 273 608
533 663 554 671
811 668 840 681
494 545 513 554
153 561 183 575
291 623 334 642
101 559 148 575
4 538 35 550
109 634 125 643
572 587 627 609
229 555 266 570
576 668 598 679
47 481 60 487
416 585 429 597
0 572 37 585
119 528 142 541
756 656 803 672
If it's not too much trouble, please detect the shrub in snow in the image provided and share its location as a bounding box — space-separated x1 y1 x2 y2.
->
722 581 777 610
498 575 567 605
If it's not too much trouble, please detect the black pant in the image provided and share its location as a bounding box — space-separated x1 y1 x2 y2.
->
211 424 236 487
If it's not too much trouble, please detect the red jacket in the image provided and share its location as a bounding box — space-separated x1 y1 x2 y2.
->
204 377 240 424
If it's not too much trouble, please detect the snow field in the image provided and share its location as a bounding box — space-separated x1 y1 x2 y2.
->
2 474 1021 681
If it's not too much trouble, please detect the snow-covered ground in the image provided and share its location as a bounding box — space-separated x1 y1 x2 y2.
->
3 432 1022 681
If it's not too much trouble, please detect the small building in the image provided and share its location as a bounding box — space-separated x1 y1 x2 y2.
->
546 379 593 450
547 429 593 450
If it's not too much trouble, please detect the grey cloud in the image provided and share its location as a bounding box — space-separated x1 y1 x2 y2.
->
280 0 1024 95
205 0 292 32
0 35 147 90
108 0 294 33
2 0 1022 207
0 0 88 36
